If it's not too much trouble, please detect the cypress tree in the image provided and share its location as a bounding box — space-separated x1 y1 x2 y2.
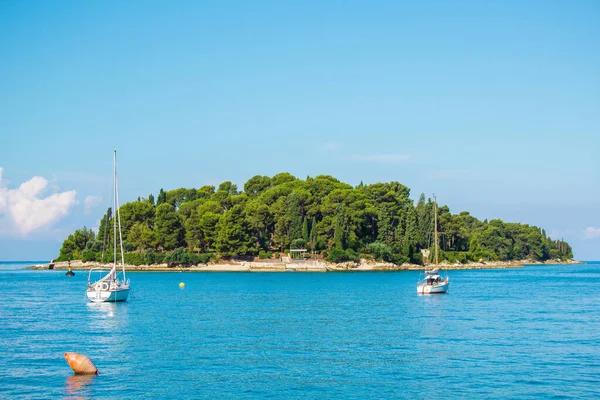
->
287 192 303 241
310 216 318 252
157 188 167 206
302 216 309 243
333 205 348 250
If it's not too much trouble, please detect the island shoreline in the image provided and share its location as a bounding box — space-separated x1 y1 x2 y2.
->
27 259 584 273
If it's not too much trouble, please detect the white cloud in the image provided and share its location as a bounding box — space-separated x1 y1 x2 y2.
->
349 154 411 164
83 195 102 214
582 227 600 240
0 168 78 236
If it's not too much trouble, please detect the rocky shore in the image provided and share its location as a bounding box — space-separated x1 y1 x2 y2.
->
28 258 584 273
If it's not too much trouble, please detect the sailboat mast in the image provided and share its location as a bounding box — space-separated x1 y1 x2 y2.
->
113 149 117 277
434 195 438 267
115 158 126 281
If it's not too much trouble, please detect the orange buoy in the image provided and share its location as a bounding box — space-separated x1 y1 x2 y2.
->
64 352 99 375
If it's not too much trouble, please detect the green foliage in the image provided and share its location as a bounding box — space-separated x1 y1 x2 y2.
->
287 192 303 241
290 238 306 249
82 250 100 262
57 226 96 261
302 216 309 243
218 181 239 195
156 188 167 206
57 173 574 265
327 248 359 263
128 222 157 251
166 188 198 209
244 175 272 196
124 252 145 266
118 200 155 240
95 208 111 251
155 203 184 251
216 204 253 256
333 204 349 250
367 242 393 262
346 248 360 263
309 216 317 252
327 247 350 263
144 250 157 265
258 250 273 259
439 251 469 264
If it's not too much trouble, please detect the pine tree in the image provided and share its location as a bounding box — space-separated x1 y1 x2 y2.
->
148 193 155 206
154 203 183 250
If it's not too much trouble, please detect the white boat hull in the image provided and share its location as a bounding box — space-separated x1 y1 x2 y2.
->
86 287 130 303
417 279 449 294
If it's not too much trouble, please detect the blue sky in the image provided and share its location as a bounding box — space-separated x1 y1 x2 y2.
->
1 1 599 260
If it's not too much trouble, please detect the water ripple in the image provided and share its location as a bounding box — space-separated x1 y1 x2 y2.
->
0 263 599 398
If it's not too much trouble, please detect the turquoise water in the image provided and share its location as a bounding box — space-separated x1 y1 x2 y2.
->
1 262 599 399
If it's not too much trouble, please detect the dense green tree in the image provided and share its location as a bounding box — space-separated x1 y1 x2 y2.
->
58 172 575 265
270 172 297 186
58 238 77 261
165 188 198 209
302 216 309 243
178 198 205 221
402 208 417 262
415 194 433 249
157 188 167 206
197 185 216 199
118 200 155 239
184 211 203 251
244 175 272 196
244 200 272 250
94 207 112 250
218 181 239 195
333 204 349 250
199 212 221 251
287 192 303 242
216 205 253 256
309 216 318 252
377 204 394 245
57 226 95 261
154 203 184 251
128 222 157 251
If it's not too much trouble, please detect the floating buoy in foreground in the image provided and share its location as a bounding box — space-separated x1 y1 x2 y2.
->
179 282 185 288
64 352 99 375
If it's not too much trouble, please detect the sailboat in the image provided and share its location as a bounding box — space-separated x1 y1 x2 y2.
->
417 195 449 294
86 150 130 303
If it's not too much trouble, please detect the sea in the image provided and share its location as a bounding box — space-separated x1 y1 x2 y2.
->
0 261 599 399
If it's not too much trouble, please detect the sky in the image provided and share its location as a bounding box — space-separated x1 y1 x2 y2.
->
1 1 599 261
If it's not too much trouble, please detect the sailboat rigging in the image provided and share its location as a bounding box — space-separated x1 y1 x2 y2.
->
86 150 130 303
417 195 449 294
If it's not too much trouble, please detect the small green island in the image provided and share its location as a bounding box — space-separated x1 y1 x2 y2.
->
54 173 574 270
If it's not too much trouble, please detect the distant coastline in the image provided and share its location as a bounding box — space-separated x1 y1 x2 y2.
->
27 258 584 273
